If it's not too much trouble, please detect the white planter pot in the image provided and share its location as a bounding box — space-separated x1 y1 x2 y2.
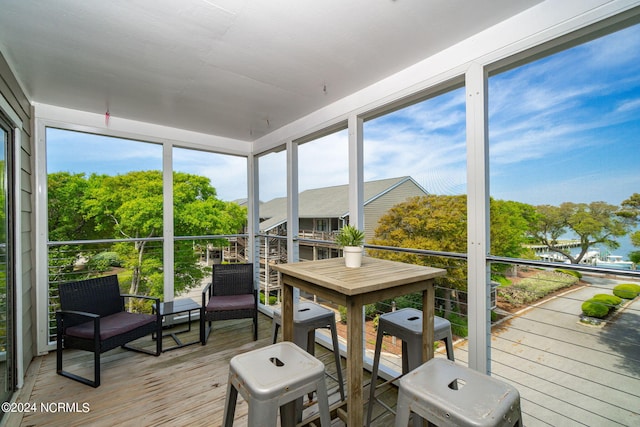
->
343 246 363 268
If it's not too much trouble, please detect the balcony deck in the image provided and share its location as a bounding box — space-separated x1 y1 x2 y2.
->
5 313 396 427
5 277 640 426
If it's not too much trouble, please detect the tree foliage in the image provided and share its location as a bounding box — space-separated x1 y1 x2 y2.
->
370 195 535 310
619 193 640 264
48 172 101 241
48 170 246 296
529 201 635 264
372 195 467 254
371 195 534 260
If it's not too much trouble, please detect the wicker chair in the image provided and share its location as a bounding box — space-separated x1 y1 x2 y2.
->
56 275 162 387
201 263 258 344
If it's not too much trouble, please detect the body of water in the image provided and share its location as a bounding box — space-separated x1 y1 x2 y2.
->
564 229 637 262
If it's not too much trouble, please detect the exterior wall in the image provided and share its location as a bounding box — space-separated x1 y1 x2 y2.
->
299 245 315 261
299 244 338 262
299 218 314 232
363 180 428 243
0 51 35 386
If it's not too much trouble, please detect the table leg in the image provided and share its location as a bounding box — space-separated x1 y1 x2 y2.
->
282 282 294 342
346 296 364 426
422 283 435 363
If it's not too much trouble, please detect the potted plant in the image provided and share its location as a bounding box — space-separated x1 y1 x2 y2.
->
335 224 365 268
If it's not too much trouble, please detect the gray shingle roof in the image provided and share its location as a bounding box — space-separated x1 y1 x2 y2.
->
259 176 418 231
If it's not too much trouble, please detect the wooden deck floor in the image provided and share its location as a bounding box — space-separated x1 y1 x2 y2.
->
4 313 398 427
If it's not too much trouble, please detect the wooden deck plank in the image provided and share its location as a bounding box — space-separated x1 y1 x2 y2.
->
5 313 397 427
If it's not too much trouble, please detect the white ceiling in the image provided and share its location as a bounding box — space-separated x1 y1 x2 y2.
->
0 0 540 142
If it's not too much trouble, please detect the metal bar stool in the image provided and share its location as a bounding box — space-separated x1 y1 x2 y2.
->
366 308 455 427
272 301 345 401
395 358 522 427
223 341 332 427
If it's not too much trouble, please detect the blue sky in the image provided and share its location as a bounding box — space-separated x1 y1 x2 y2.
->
488 24 640 206
48 23 639 207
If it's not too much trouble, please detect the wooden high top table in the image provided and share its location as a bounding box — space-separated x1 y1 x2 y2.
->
273 257 446 426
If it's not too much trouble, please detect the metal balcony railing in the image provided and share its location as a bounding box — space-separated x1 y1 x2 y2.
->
46 236 640 425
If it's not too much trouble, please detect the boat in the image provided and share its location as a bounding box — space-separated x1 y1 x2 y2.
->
595 254 634 270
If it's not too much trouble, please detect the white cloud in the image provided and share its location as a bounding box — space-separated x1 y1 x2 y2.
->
615 97 640 113
47 128 162 173
173 148 247 201
257 150 287 201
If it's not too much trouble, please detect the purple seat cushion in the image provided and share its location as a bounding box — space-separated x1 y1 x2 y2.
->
66 311 156 340
206 294 255 312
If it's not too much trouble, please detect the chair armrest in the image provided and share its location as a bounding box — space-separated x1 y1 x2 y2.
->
56 309 99 320
56 310 101 341
202 282 213 306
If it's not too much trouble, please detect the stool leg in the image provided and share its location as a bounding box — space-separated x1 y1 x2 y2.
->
366 326 385 427
406 343 426 427
281 401 298 427
307 329 316 355
293 324 308 349
329 322 345 401
406 341 422 374
271 320 279 344
444 331 455 361
250 399 279 427
394 386 411 427
315 378 332 426
305 329 316 403
291 326 311 421
222 378 238 427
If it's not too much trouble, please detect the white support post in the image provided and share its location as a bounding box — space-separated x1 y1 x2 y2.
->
248 154 259 265
465 62 491 374
286 140 300 302
286 140 299 264
34 119 50 354
163 143 174 302
348 115 364 229
348 114 366 360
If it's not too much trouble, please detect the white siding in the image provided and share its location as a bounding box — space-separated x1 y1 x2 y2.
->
1 50 35 386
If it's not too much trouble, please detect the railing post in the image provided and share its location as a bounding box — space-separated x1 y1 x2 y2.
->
466 62 491 374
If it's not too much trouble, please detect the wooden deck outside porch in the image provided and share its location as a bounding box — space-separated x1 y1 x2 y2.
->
3 313 399 426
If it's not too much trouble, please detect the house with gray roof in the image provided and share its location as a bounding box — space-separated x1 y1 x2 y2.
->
259 176 429 262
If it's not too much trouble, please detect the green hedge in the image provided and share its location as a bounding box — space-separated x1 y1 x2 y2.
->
259 291 278 306
581 300 610 318
613 283 640 299
591 294 622 308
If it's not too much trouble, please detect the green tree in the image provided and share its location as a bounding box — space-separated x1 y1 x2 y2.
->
529 201 632 264
370 195 534 315
47 172 107 281
82 171 164 296
618 193 640 264
371 195 534 263
48 172 98 241
490 199 538 260
370 195 467 317
49 170 246 296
